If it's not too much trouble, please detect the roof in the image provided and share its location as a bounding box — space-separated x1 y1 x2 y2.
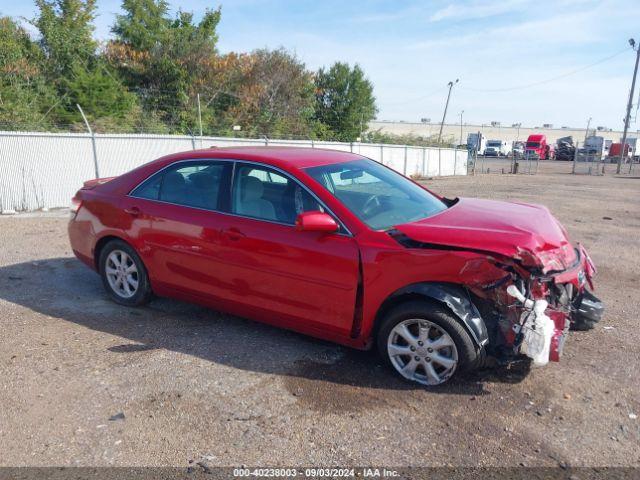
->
175 146 366 170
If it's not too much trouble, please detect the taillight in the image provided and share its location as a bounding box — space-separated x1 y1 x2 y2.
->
70 195 82 219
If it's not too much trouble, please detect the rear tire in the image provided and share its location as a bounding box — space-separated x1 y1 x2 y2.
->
377 300 479 386
99 239 152 307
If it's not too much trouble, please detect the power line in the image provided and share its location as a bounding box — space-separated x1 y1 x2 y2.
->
464 47 630 93
390 84 450 106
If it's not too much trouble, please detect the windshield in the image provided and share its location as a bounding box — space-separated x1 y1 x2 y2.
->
487 141 501 147
306 159 447 231
526 141 541 148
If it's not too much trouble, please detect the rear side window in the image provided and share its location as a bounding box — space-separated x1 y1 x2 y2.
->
130 161 229 211
131 174 161 200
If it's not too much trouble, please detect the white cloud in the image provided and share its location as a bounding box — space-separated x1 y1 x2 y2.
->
429 0 527 22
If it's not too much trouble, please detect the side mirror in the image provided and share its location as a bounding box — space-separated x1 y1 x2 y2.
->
295 211 339 233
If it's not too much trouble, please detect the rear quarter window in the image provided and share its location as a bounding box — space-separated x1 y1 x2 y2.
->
130 173 162 200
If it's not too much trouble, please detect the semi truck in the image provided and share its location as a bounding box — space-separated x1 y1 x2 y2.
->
580 136 607 158
467 132 487 155
484 140 511 156
608 143 631 162
525 134 553 160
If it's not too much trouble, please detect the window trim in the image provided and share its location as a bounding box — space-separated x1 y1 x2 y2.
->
127 158 352 236
129 159 229 211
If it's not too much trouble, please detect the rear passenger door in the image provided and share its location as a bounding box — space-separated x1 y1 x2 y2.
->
123 160 233 298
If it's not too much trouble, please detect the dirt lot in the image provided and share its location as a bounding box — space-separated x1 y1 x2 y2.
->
1 161 639 468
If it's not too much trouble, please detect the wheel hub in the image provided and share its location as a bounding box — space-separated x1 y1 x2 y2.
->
105 249 139 299
387 318 458 386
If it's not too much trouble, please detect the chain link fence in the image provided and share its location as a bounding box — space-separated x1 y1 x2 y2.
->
0 131 468 213
570 141 639 176
467 150 540 175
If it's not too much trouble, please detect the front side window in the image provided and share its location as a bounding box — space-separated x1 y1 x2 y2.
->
130 161 227 211
232 164 322 224
306 159 447 231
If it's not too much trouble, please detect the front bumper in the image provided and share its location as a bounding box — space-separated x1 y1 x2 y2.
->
515 245 604 364
571 290 605 331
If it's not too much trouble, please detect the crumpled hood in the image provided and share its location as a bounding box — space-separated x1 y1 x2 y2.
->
394 197 577 272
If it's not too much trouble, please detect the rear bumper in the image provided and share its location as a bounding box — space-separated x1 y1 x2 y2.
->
68 216 97 271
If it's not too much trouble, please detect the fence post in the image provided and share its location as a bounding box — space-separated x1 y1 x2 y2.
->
196 93 203 138
403 146 408 175
422 148 426 176
350 142 354 153
191 136 197 150
572 142 579 173
76 104 99 178
380 145 384 165
264 135 269 146
453 145 457 175
438 148 442 176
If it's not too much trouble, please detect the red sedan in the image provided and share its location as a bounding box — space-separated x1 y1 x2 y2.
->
68 147 603 386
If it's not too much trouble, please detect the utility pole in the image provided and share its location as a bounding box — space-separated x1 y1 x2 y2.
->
584 117 592 142
618 39 640 174
438 79 459 144
459 110 464 145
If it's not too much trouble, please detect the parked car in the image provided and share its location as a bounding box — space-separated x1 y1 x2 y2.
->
68 147 603 386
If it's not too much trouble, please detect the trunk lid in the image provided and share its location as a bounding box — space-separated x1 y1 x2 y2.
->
82 177 116 189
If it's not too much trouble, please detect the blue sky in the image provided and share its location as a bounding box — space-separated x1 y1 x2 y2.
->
3 0 640 130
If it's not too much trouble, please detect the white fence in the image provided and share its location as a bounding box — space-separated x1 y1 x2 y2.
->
0 131 467 212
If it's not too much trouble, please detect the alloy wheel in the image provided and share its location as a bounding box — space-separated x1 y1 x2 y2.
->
105 249 139 299
387 318 458 385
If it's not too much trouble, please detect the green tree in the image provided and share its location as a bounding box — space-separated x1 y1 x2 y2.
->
222 48 316 138
32 0 97 79
0 16 57 130
63 61 137 125
109 0 221 132
111 0 169 51
29 0 137 127
314 62 377 142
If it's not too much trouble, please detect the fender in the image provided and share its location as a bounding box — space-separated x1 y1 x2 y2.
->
382 282 489 348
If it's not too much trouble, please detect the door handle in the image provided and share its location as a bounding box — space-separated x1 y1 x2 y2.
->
124 206 141 216
222 227 246 241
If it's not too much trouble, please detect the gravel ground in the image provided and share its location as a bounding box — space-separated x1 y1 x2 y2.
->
0 161 639 468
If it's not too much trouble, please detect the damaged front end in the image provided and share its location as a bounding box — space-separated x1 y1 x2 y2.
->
390 230 604 367
466 243 604 366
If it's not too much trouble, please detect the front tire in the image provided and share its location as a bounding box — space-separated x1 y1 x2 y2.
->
99 239 152 306
377 301 479 386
